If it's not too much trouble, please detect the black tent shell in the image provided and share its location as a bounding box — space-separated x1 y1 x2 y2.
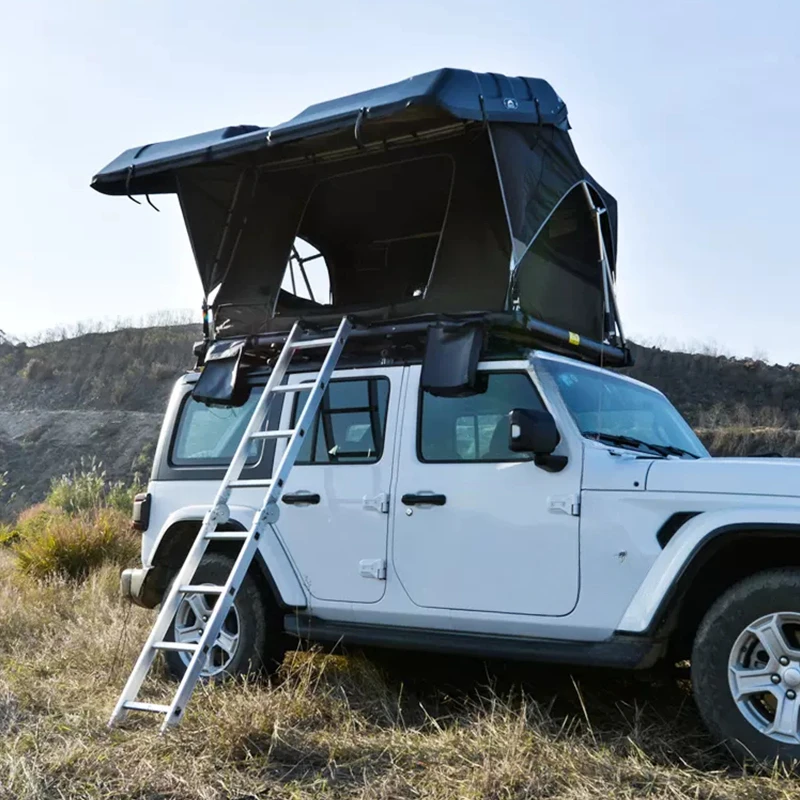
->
92 68 626 363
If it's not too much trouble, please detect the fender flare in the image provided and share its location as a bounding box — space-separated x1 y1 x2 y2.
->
149 504 307 609
615 507 800 634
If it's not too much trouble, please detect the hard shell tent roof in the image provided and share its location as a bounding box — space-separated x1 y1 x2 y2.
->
92 68 626 364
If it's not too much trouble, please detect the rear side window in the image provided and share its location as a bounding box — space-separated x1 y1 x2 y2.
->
292 378 389 465
171 388 263 466
419 372 544 462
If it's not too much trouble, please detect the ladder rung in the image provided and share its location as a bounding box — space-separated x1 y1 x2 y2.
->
179 584 225 594
123 701 171 714
270 384 308 393
205 531 248 541
228 479 273 489
153 641 200 653
250 429 295 440
292 337 336 350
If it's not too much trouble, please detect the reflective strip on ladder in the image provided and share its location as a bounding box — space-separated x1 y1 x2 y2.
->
108 316 353 732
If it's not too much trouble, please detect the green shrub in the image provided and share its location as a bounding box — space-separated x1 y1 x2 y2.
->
12 505 138 581
106 472 145 514
47 458 145 515
47 457 105 513
0 523 17 546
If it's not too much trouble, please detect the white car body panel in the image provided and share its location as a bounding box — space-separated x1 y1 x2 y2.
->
646 457 800 496
143 490 308 608
273 365 405 604
392 362 581 617
617 504 800 633
140 349 800 650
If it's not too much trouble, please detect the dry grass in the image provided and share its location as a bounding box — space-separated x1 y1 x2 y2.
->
0 552 798 798
10 505 138 581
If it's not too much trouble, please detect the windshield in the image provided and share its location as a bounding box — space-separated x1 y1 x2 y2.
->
539 357 708 458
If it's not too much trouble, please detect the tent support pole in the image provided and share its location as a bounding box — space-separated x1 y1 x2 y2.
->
581 183 623 347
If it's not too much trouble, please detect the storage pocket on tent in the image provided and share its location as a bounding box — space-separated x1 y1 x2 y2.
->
192 340 250 406
420 323 484 397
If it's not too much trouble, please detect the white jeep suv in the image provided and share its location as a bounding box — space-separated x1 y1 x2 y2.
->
122 349 800 766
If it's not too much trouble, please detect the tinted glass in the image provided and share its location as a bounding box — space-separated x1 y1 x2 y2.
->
171 388 263 466
420 372 544 462
292 378 390 464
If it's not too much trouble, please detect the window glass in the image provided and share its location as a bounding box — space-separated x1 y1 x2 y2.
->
420 373 544 462
292 378 390 464
539 358 708 458
171 388 263 466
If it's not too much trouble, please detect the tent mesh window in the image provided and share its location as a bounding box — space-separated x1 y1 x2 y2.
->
515 184 607 342
276 154 454 316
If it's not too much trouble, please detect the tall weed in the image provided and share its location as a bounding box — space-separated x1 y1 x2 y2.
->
47 457 144 515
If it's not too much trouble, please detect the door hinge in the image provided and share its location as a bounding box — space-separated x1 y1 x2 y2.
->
363 492 389 514
548 494 581 517
359 558 386 580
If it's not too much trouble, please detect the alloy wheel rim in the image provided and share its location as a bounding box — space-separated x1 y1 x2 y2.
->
174 591 241 677
728 611 800 744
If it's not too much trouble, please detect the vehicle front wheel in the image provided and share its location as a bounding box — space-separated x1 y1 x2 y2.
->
692 568 800 766
162 552 285 681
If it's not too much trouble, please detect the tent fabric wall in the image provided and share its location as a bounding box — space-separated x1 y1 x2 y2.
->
179 130 513 336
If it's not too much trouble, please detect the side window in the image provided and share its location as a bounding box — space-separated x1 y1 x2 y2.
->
171 388 263 466
419 373 545 462
292 378 390 465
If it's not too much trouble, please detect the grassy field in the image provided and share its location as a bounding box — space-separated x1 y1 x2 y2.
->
2 548 800 799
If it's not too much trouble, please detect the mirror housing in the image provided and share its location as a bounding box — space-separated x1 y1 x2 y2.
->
509 408 568 472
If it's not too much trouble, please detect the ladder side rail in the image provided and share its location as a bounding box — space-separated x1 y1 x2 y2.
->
161 317 353 729
263 316 353 502
109 322 305 725
216 320 305 501
160 532 263 729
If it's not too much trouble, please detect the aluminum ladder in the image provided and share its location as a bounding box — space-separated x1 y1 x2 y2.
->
108 316 352 732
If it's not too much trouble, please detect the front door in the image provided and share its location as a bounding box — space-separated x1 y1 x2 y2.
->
393 364 581 616
276 366 402 604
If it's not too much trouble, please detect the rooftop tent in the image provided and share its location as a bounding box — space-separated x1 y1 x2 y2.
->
92 68 626 363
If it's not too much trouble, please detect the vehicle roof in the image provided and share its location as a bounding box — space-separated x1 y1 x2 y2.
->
178 350 659 396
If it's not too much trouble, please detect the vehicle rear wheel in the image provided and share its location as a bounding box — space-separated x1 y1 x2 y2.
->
692 568 800 767
162 552 285 681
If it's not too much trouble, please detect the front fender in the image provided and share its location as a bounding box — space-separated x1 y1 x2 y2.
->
616 506 800 633
147 504 308 609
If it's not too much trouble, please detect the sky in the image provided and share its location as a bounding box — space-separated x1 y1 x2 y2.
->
0 1 798 360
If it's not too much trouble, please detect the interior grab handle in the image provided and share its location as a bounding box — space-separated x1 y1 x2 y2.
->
401 493 446 506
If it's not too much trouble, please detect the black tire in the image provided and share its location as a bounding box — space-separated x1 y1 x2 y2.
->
692 568 800 766
162 552 286 681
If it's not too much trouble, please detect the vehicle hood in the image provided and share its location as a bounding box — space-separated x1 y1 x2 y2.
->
646 457 800 498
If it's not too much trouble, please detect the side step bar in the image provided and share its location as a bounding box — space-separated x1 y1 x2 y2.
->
284 616 665 670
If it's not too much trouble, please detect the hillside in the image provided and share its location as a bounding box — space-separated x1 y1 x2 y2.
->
1 327 799 516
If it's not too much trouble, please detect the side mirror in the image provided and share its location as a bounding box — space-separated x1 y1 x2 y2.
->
509 408 568 472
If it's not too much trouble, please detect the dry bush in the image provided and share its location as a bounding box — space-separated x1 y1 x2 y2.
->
11 505 138 581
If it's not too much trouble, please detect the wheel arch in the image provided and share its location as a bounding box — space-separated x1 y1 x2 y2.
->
641 524 800 658
150 513 307 611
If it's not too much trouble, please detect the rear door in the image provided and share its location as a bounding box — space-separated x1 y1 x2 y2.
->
275 367 403 604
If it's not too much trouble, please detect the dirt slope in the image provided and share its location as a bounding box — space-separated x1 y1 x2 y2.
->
1 326 799 518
